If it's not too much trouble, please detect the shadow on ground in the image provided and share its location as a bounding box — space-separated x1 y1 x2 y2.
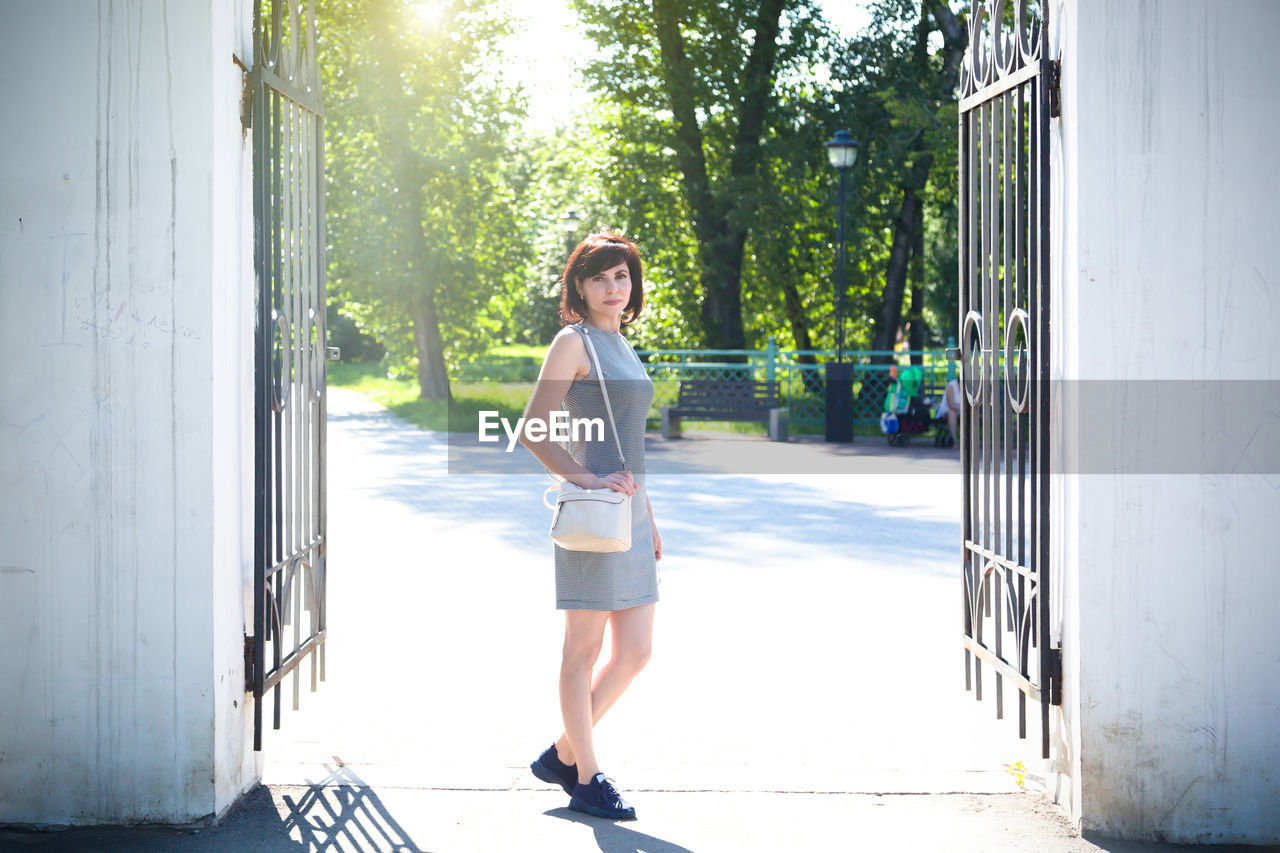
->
0 766 424 852
330 402 962 576
545 809 695 853
1080 836 1280 853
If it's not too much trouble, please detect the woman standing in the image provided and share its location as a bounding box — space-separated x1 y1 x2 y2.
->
517 231 661 821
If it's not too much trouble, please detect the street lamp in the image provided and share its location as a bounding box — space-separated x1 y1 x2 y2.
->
560 209 582 255
823 129 860 443
824 130 859 360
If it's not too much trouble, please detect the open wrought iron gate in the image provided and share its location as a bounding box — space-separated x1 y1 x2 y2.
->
247 0 330 751
957 1 1060 759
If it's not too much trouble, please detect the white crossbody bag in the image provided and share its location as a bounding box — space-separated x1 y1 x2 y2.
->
542 324 632 552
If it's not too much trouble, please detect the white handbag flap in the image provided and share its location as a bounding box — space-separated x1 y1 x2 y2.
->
555 487 628 506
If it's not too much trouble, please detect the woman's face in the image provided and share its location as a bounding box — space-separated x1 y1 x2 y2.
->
577 262 632 318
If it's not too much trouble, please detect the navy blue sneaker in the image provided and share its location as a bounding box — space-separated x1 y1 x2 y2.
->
569 773 637 820
530 743 577 796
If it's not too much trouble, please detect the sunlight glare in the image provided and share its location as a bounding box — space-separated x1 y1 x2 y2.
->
412 1 442 30
503 0 587 130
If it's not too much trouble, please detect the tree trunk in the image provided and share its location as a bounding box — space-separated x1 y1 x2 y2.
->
908 220 925 365
653 0 723 347
927 1 968 85
371 3 452 401
707 233 747 348
780 274 813 353
871 179 925 364
410 290 451 402
870 1 966 366
652 0 785 350
779 272 822 394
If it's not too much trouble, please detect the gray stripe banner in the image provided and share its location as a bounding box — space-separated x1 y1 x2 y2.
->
440 380 1280 476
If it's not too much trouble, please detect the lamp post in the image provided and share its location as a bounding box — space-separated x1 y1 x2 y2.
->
825 130 859 360
560 208 582 255
823 130 860 443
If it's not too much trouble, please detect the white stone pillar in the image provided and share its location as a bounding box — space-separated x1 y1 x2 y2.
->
1054 0 1280 842
0 0 259 825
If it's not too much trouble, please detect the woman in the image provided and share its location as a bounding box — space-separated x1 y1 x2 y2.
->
933 370 963 448
517 231 661 821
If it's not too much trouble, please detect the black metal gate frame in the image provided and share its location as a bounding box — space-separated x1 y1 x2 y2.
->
957 0 1061 760
247 0 328 752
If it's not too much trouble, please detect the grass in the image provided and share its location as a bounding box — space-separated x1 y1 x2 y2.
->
450 344 546 381
486 343 547 359
327 362 529 432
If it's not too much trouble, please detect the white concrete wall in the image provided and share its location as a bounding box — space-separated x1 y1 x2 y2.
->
0 0 259 825
209 0 262 821
1053 0 1280 842
1047 0 1082 830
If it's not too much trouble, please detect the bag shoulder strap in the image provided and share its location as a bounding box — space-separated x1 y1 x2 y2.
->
570 323 628 471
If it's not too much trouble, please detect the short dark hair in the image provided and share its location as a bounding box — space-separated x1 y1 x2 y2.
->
559 231 645 329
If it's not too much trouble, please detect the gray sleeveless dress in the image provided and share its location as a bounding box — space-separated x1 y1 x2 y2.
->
552 322 659 611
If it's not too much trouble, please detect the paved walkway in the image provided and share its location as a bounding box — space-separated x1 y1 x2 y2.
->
266 390 1037 793
4 388 1246 852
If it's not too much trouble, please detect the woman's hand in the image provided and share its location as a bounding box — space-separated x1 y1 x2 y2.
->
591 470 636 496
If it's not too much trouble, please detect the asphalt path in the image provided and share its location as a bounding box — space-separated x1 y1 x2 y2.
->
7 388 1250 852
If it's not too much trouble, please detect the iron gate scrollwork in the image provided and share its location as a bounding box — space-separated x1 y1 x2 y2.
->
247 0 329 751
957 0 1060 759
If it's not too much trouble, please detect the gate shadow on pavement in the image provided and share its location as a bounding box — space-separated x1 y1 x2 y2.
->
0 771 423 852
270 763 424 852
206 777 428 852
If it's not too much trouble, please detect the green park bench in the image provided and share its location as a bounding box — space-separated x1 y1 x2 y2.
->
660 379 789 442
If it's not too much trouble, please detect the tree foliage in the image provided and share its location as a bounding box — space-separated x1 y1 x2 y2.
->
566 0 966 353
569 0 835 349
315 0 971 377
318 0 529 399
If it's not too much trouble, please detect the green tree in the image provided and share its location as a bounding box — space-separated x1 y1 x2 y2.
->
568 0 967 359
318 0 528 400
796 0 967 365
858 0 965 363
572 0 832 349
501 122 620 347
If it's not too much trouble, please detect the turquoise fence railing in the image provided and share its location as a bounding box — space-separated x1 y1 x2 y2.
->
636 338 960 430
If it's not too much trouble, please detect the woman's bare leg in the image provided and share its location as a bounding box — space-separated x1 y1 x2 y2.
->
555 602 656 776
559 609 610 784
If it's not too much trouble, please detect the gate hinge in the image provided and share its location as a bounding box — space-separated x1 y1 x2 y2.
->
1046 646 1063 706
1048 59 1062 118
233 52 252 136
243 633 256 692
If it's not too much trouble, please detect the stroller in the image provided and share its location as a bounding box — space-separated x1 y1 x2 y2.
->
879 364 945 446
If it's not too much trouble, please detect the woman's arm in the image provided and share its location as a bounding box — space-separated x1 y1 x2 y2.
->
946 379 961 411
646 493 662 561
519 330 635 494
